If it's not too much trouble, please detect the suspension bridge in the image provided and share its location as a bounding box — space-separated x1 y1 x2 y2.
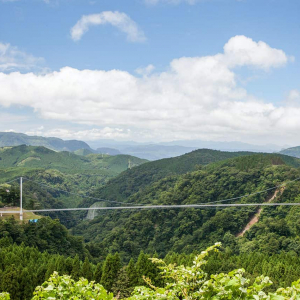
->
0 176 300 220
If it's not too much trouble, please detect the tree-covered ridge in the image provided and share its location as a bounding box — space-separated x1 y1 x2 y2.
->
73 154 300 259
79 149 253 207
205 153 300 171
0 145 146 173
0 145 147 212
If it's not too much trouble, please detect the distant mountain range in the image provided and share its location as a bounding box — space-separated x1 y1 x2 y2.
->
87 139 287 160
0 132 92 152
0 131 295 161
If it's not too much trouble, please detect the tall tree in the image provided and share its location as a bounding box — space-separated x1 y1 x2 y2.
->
19 268 34 300
82 257 93 281
71 255 81 281
127 258 138 288
136 251 161 286
112 267 131 299
94 263 102 283
101 253 121 292
1 265 20 300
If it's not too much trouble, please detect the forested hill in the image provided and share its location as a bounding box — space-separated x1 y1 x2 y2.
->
0 145 147 218
79 149 252 206
280 146 300 158
0 145 146 173
0 132 92 152
73 153 300 260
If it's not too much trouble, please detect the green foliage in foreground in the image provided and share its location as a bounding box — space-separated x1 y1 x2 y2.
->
128 243 300 299
32 272 114 300
2 243 300 300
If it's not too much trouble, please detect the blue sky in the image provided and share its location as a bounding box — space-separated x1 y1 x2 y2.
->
0 0 299 146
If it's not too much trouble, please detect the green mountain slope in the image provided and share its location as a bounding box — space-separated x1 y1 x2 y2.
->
0 145 147 213
0 132 92 152
0 145 146 173
79 149 252 206
73 153 300 259
73 148 94 156
280 146 300 158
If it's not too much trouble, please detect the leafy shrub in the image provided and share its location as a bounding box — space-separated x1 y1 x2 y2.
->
128 242 300 299
4 243 300 299
0 293 10 300
32 272 113 300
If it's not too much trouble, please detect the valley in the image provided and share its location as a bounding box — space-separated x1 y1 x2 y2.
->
1 143 300 299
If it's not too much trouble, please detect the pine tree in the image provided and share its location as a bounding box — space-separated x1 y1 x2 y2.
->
55 256 66 275
127 258 138 288
19 268 34 300
112 267 131 299
136 251 149 285
94 262 102 283
82 257 93 281
71 255 81 281
65 257 74 275
45 259 56 281
136 251 161 286
1 265 21 300
34 264 47 288
101 253 121 292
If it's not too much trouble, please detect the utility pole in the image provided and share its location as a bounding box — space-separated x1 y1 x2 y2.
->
20 177 23 221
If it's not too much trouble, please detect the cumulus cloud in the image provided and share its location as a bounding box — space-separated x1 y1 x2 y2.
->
0 42 44 72
223 36 292 70
71 11 146 42
0 36 297 144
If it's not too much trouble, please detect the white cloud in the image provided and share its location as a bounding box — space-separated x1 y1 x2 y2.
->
71 11 146 42
26 127 132 141
135 64 155 76
0 36 297 144
285 89 300 107
0 42 44 72
223 36 291 70
288 90 300 101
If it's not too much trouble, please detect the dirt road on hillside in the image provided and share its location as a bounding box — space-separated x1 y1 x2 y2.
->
237 187 284 237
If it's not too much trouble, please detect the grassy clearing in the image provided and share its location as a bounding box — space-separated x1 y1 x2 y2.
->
0 207 42 222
